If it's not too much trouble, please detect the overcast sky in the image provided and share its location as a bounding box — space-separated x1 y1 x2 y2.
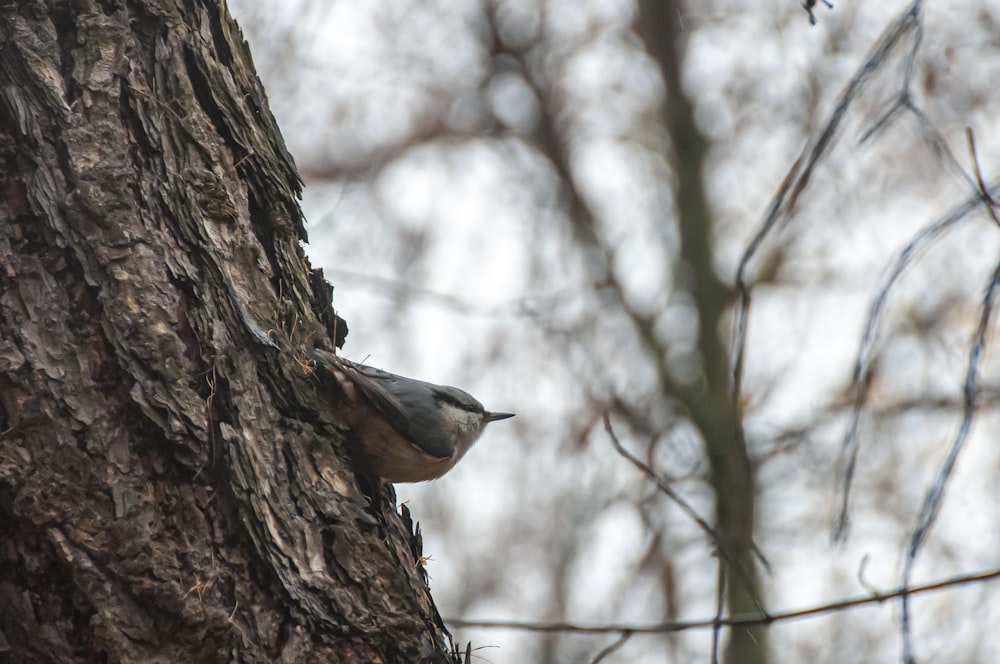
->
229 1 1000 661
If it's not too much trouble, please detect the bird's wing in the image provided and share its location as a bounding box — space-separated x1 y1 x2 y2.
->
304 346 454 458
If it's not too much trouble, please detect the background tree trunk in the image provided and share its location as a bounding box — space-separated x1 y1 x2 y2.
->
0 1 452 661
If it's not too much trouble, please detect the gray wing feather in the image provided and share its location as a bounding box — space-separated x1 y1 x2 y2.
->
305 347 455 459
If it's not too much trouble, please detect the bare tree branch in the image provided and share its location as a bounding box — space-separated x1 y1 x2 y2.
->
604 415 770 582
448 566 1000 635
900 257 1000 664
833 182 1000 540
733 0 925 404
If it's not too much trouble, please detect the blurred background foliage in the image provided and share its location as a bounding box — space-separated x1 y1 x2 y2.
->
229 0 1000 661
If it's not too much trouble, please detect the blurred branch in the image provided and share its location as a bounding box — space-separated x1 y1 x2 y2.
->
588 632 632 664
833 181 1000 541
733 0 925 404
966 128 1000 228
485 8 763 627
447 565 1000 634
604 415 770 577
722 0 998 575
755 386 1000 464
637 2 765 661
712 559 726 664
900 256 1000 664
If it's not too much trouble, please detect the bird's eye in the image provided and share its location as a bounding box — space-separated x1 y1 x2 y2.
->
438 389 483 413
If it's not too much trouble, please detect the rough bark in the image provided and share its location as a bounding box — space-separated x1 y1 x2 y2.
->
0 1 452 662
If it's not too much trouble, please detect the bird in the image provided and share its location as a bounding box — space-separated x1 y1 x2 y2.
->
304 346 514 483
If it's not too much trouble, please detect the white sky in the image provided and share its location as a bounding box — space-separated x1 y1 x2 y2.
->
231 0 1000 661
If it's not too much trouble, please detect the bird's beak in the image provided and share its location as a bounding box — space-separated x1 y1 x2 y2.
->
485 411 515 422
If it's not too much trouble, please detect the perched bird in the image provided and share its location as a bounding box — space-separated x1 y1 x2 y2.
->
304 347 514 483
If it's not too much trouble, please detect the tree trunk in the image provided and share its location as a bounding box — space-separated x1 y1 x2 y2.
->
0 1 452 661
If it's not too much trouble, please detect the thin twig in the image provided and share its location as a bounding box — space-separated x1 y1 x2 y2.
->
604 415 771 579
447 566 1000 635
732 0 924 406
589 632 632 664
831 185 999 540
966 128 1000 227
900 258 1000 664
711 559 726 664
